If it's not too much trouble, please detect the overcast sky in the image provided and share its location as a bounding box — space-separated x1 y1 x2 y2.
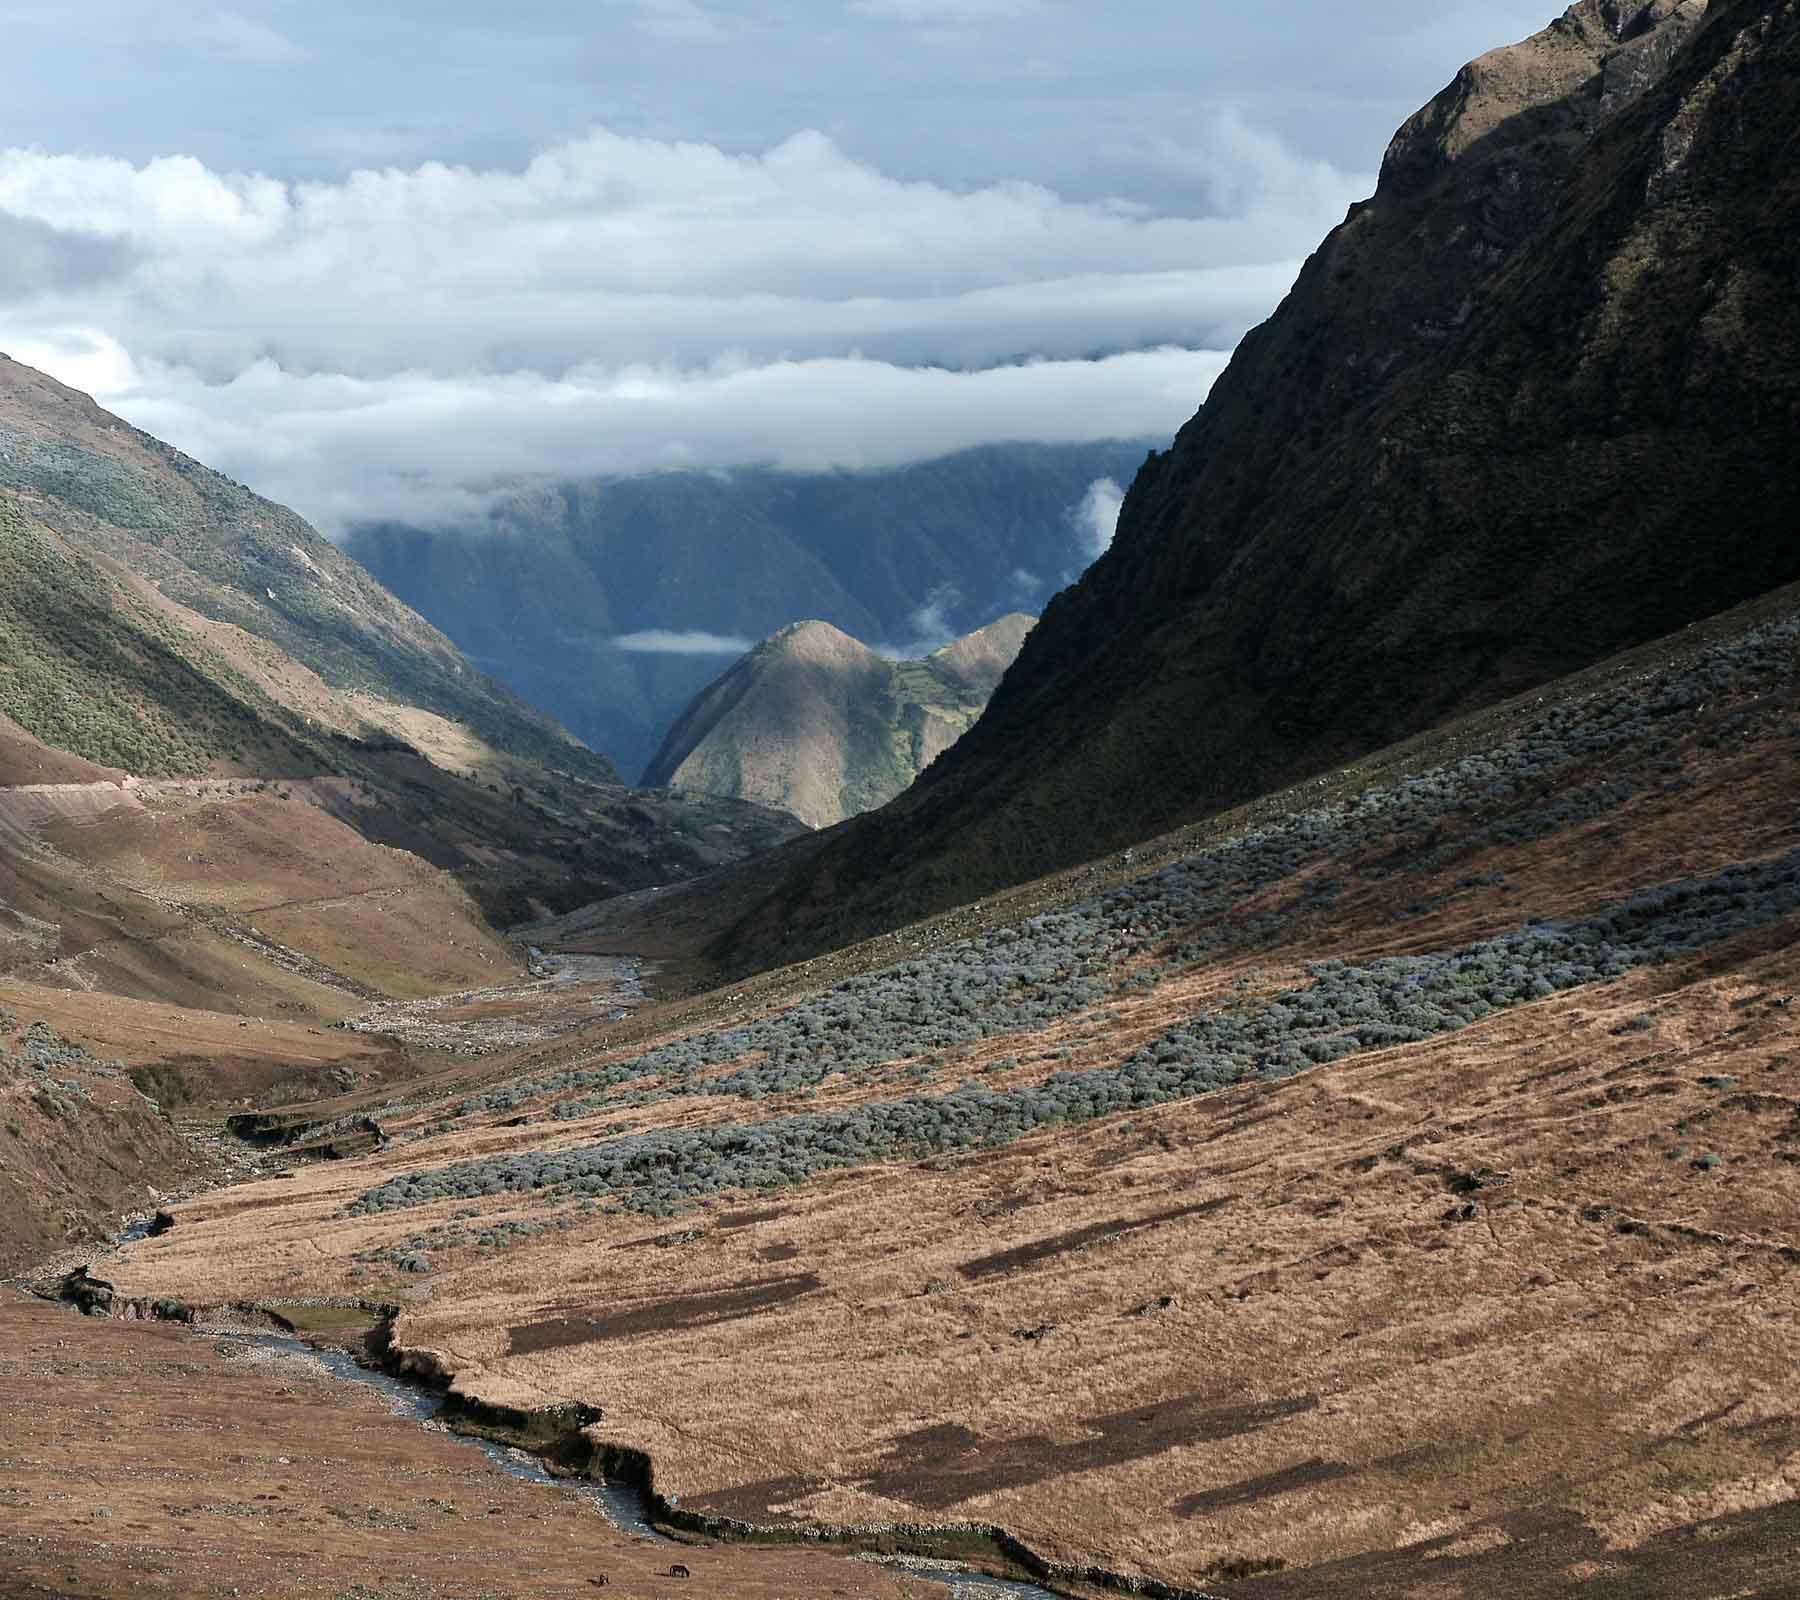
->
0 0 1555 534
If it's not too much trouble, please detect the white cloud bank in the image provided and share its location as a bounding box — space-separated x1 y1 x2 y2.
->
0 124 1365 531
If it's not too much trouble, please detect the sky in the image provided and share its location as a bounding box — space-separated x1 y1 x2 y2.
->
0 0 1557 536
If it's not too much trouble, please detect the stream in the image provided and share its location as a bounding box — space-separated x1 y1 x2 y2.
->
212 1327 1066 1600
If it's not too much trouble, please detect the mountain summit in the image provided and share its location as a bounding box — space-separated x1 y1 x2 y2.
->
717 0 1800 966
644 614 1034 828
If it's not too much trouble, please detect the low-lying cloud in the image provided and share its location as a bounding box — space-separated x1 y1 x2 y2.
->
44 334 1229 534
0 123 1366 531
1072 476 1126 563
614 629 755 655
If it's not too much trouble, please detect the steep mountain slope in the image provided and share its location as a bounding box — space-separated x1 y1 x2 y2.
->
0 357 803 924
719 0 1800 968
345 442 1146 778
644 614 1034 828
0 355 612 784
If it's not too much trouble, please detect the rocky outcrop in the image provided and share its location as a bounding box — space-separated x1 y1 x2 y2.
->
226 1109 386 1160
55 1266 117 1317
45 1267 193 1323
717 0 1800 968
644 615 1034 829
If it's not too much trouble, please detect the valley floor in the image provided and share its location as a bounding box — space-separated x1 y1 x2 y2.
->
9 587 1800 1597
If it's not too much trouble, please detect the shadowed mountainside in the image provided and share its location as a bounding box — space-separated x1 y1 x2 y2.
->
714 0 1800 971
644 614 1034 828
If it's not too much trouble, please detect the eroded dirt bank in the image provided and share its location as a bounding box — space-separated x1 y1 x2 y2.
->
362 1310 1222 1600
0 1286 942 1600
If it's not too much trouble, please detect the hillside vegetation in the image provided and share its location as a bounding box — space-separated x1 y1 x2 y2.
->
113 574 1800 1595
0 498 275 775
0 356 611 783
716 0 1800 972
0 357 804 924
644 614 1034 827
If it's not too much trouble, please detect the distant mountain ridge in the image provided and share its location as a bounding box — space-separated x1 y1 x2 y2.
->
644 614 1034 828
344 442 1149 779
713 0 1800 968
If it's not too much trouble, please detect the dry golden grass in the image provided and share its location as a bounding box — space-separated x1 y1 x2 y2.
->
0 976 383 1076
112 739 1800 1590
0 1288 933 1599
6 780 516 1013
33 589 1800 1595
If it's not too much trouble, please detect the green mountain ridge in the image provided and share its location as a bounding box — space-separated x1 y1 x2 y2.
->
644 613 1035 828
0 356 614 786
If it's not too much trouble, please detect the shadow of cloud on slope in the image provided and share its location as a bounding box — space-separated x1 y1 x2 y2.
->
507 1271 823 1354
853 1393 1319 1512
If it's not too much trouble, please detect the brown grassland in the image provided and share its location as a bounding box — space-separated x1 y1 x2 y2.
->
35 590 1795 1598
0 1287 932 1600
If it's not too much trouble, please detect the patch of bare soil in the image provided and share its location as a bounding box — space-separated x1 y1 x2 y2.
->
0 711 123 787
345 956 646 1054
509 1271 826 1354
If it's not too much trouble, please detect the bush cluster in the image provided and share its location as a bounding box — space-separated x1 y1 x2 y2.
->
453 914 1122 1122
351 1207 583 1265
442 611 1799 1135
351 847 1800 1220
3 1021 129 1118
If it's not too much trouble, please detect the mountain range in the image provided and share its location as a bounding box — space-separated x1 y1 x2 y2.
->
344 442 1148 779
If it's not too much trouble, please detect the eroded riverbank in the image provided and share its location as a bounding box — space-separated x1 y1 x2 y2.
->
17 1234 1092 1600
285 1305 1155 1600
0 1284 944 1599
248 1322 1079 1600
